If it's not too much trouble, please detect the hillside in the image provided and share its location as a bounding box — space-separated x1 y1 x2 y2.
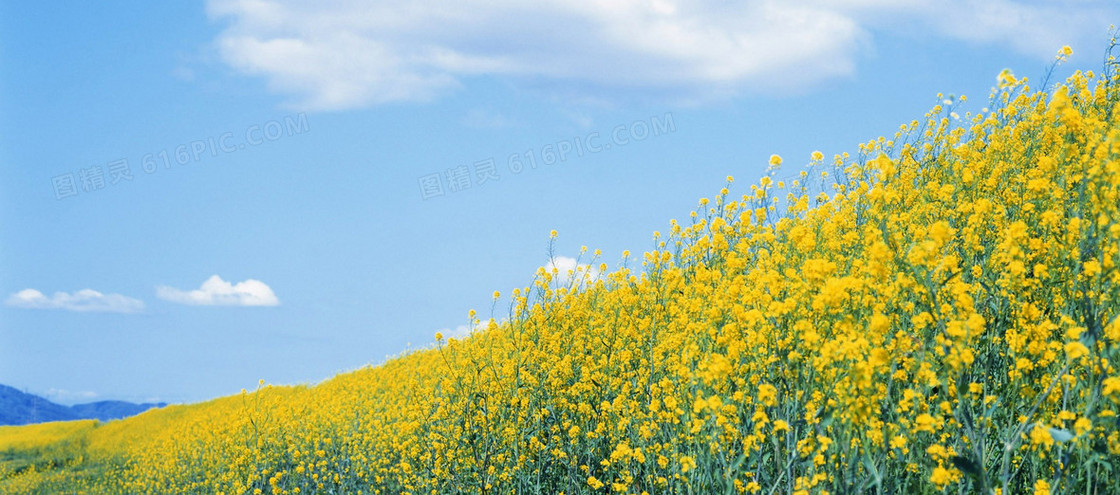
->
2 55 1119 493
0 384 164 426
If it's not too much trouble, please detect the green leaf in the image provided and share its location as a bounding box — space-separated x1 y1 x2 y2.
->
817 407 834 429
983 395 1002 419
1048 428 1073 443
950 456 982 481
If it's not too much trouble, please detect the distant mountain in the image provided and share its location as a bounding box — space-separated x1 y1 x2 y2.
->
0 384 165 426
0 384 76 425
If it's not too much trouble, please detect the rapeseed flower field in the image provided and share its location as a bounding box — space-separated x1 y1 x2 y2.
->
3 45 1120 494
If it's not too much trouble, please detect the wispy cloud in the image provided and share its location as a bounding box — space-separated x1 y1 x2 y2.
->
903 0 1114 59
204 0 1116 111
461 108 518 129
5 288 145 313
156 275 280 307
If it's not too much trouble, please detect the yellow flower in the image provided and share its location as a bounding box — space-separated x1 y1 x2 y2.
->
929 466 954 487
869 313 890 334
889 435 907 451
1083 259 1102 278
1030 424 1054 448
758 384 778 407
680 455 697 473
1103 377 1120 398
1074 417 1092 436
928 221 953 245
868 348 890 369
1065 341 1089 360
1105 317 1120 342
914 414 937 433
1034 479 1051 495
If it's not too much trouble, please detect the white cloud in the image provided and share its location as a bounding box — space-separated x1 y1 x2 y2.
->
545 256 602 287
156 275 280 306
203 0 862 110
44 388 99 404
434 317 505 343
205 0 1116 110
438 320 488 340
5 288 145 313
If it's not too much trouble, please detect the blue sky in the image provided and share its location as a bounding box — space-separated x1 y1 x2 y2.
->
1 1 1115 405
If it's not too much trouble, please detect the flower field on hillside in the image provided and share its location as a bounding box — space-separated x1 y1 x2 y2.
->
3 46 1120 494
